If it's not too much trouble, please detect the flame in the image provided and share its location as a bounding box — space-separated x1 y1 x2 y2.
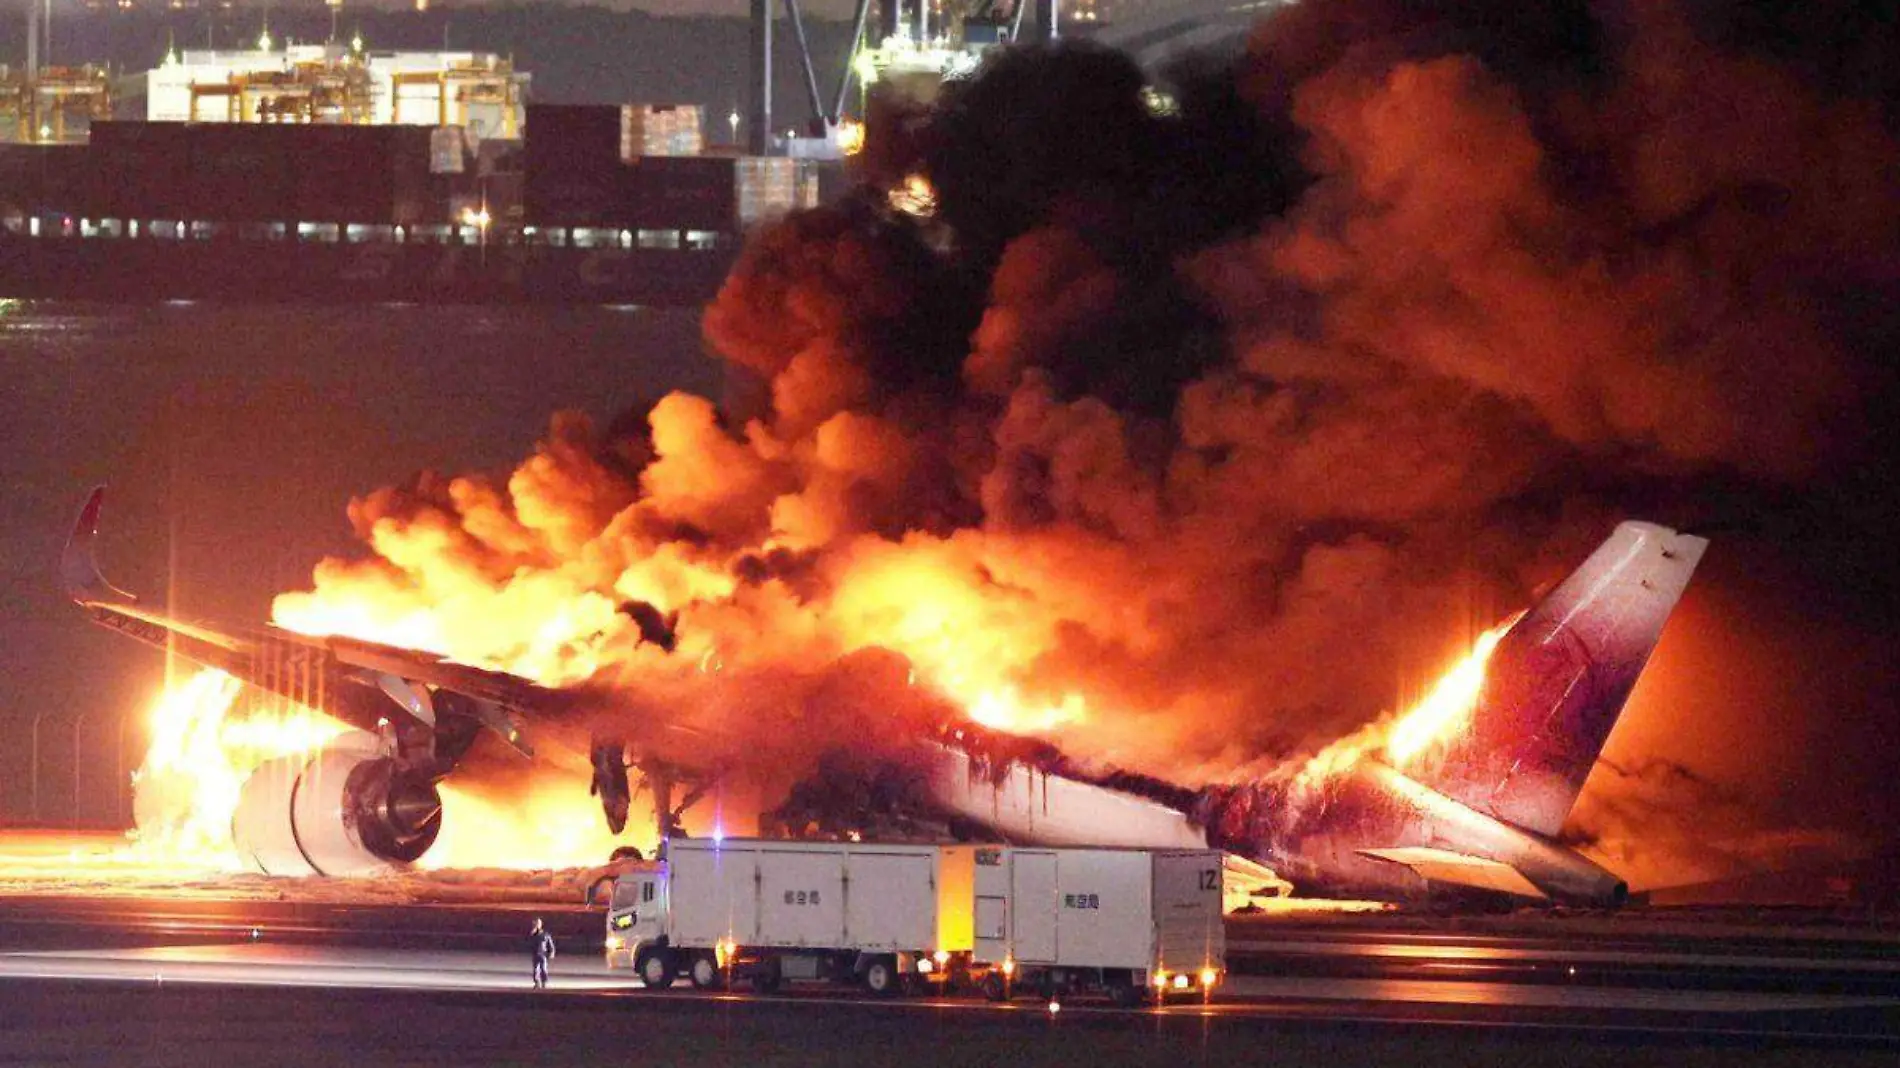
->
1289 614 1521 792
126 667 348 869
889 173 938 217
1384 613 1519 767
124 667 644 873
427 778 641 871
825 543 1089 734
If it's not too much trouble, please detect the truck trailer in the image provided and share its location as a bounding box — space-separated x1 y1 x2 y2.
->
604 837 977 995
604 839 1225 1003
971 846 1226 1005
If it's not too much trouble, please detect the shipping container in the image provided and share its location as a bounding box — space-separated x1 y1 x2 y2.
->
618 155 735 230
971 846 1225 1005
736 156 802 226
0 144 87 216
523 106 623 226
524 104 623 170
86 122 194 219
286 124 398 223
620 104 703 159
388 125 439 226
189 122 294 222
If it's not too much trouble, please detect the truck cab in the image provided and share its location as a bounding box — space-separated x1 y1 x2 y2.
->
603 860 668 973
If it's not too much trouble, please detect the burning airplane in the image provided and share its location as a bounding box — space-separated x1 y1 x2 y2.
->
66 486 1704 905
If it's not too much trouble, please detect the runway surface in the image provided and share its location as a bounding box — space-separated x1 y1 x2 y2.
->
0 895 1894 1065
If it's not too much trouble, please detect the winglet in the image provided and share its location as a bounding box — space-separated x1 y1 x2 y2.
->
62 486 139 607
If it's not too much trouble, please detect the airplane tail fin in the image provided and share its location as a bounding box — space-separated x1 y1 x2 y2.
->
1414 521 1708 838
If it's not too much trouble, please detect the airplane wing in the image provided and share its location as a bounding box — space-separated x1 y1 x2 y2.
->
64 486 541 760
65 486 713 865
1358 846 1550 900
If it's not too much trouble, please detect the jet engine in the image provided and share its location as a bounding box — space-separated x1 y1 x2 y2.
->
231 731 444 876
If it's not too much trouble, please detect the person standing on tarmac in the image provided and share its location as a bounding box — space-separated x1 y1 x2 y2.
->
530 917 557 989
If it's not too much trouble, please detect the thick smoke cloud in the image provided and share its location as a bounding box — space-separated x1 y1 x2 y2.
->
276 0 1900 887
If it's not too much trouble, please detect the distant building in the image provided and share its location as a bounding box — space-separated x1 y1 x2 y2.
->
0 66 113 144
146 45 528 140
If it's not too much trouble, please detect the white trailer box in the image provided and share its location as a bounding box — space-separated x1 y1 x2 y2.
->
972 847 1224 1002
607 838 978 994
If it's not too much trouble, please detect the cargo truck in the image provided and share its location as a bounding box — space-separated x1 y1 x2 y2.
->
603 838 977 995
970 846 1226 1006
603 839 1225 1004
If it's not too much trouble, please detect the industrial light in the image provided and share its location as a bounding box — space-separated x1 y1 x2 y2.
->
1153 971 1168 988
917 958 934 974
1199 967 1217 987
1172 974 1189 990
605 935 624 951
932 950 949 965
1001 958 1016 977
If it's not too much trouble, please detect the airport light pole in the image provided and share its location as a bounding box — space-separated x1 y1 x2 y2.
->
29 708 46 823
116 714 130 828
71 709 89 829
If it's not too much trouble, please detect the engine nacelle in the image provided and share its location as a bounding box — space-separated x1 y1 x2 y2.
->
232 731 443 876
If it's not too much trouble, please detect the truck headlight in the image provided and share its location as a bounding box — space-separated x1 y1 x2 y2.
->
1199 968 1218 987
1172 974 1189 990
606 936 624 951
917 958 934 974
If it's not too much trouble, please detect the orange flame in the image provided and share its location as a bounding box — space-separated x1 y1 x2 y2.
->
125 667 647 873
1289 614 1521 793
428 779 640 871
1384 613 1519 767
127 667 347 869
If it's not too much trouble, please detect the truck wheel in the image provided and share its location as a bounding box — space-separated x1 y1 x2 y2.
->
863 958 900 997
637 949 675 990
689 953 726 991
981 972 1009 1002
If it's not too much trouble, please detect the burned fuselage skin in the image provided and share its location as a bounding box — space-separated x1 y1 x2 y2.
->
1196 761 1627 906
